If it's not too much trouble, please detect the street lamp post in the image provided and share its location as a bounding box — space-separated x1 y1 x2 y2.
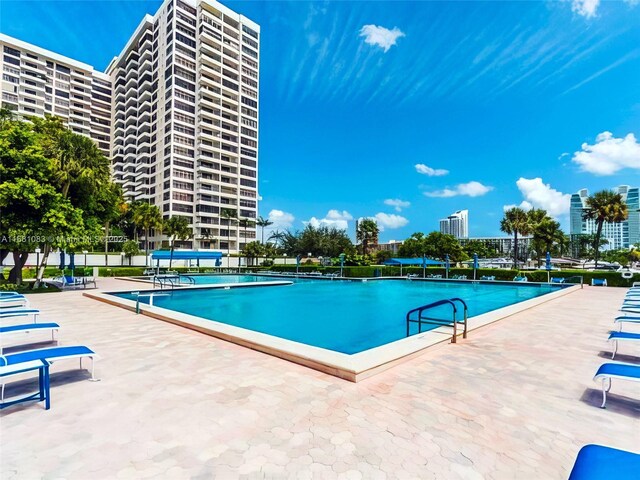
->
120 252 125 266
35 247 41 269
83 250 88 271
283 253 287 266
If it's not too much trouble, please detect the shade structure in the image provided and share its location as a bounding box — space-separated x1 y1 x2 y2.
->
383 258 444 266
150 250 223 260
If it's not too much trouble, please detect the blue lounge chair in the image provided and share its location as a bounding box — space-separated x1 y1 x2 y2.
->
0 308 40 322
614 315 640 331
608 331 640 359
593 362 640 408
0 359 51 410
591 278 607 287
568 444 640 479
513 276 528 282
550 277 565 283
0 295 29 308
480 275 495 281
0 323 60 354
0 345 98 381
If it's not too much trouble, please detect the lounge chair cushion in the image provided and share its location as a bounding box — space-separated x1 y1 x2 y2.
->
594 362 640 380
0 323 59 334
0 346 94 366
569 444 640 479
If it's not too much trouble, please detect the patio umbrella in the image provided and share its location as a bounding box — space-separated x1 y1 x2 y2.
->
473 253 478 280
445 254 450 279
59 251 65 271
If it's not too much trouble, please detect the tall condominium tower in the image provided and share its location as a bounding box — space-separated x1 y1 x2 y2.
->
439 210 469 239
1 0 260 253
0 34 112 156
569 186 640 251
107 0 260 251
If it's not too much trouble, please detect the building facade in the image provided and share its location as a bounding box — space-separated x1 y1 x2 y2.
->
439 209 469 239
569 186 639 251
459 236 533 257
0 34 112 156
0 0 259 253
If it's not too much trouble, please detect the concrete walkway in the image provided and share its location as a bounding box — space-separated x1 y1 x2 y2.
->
1 279 638 479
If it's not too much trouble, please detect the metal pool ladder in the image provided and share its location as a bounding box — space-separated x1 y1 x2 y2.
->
406 297 468 343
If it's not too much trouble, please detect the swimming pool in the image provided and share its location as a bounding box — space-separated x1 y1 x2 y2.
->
113 280 564 355
187 274 287 284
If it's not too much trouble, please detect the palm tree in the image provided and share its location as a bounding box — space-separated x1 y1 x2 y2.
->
582 190 628 268
268 230 286 248
237 218 256 268
500 207 533 269
356 219 379 255
255 216 273 244
532 217 563 266
163 216 192 269
220 208 237 259
131 202 163 263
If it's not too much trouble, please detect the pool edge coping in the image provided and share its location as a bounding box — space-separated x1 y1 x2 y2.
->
84 282 580 382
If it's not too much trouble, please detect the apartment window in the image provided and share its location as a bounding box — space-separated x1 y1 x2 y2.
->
2 74 18 83
241 117 257 128
176 33 196 48
242 35 258 49
174 169 194 180
241 158 256 168
3 55 20 66
240 189 256 198
174 90 194 103
23 106 36 113
173 204 193 213
243 57 258 69
173 180 194 191
240 148 256 159
241 106 257 118
241 138 257 148
174 100 195 114
55 89 70 99
242 76 258 88
4 46 20 57
55 64 71 74
3 65 20 75
177 0 196 15
175 66 195 82
175 44 195 59
175 78 195 92
240 168 256 178
173 145 194 157
242 25 258 39
174 112 195 125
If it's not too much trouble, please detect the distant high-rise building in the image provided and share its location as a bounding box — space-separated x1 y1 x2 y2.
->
569 185 640 251
439 210 469 239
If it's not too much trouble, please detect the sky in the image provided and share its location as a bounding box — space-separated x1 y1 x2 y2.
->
1 0 640 241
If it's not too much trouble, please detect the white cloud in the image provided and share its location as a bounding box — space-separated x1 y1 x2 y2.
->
383 199 411 212
423 181 493 198
267 209 295 229
374 213 409 230
572 0 600 18
572 132 640 175
359 25 405 53
503 201 533 212
513 178 571 217
305 209 353 230
415 164 449 177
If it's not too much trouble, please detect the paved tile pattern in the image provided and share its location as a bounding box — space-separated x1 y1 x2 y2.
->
1 280 638 479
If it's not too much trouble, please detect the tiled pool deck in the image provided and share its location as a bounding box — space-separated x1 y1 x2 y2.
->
1 279 638 479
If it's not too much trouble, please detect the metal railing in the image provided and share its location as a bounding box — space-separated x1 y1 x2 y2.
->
152 274 180 289
406 297 468 343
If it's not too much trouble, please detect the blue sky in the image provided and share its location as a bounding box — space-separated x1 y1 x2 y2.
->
2 0 640 240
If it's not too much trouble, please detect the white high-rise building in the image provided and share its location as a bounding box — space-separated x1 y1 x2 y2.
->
108 0 259 251
439 210 469 239
0 34 112 156
0 0 260 253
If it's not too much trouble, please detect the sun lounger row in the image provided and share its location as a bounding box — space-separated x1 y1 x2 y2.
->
592 286 640 408
0 303 98 410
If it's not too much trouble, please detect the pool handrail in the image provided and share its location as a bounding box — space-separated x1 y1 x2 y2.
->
406 298 468 343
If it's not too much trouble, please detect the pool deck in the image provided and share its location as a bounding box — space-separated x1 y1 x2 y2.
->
1 278 639 479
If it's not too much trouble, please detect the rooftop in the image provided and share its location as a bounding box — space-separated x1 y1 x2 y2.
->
1 278 638 478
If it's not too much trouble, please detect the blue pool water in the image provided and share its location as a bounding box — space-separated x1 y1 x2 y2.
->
115 280 563 354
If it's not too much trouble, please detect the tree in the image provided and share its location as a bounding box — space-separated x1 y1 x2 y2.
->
163 216 192 269
267 230 286 248
356 219 379 255
131 201 163 261
461 239 499 259
0 113 85 285
500 207 533 269
242 240 264 266
528 210 564 266
255 216 273 244
122 239 140 266
220 208 237 257
582 190 628 268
